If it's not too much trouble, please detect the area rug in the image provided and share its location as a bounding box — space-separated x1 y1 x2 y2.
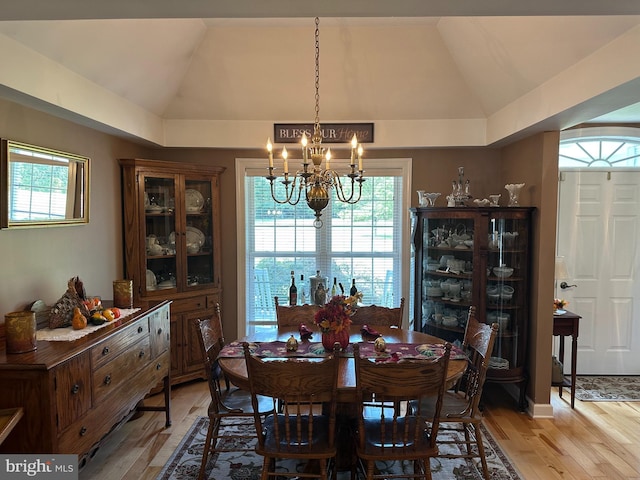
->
156 416 522 480
575 375 640 401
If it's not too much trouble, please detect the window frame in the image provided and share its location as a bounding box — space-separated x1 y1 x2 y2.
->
560 126 640 169
235 157 412 338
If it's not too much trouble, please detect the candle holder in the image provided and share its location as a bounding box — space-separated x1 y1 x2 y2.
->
113 280 134 308
5 311 37 354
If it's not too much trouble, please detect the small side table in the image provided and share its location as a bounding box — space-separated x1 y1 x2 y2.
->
552 310 581 408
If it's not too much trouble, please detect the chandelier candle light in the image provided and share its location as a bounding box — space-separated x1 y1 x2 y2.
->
266 17 365 228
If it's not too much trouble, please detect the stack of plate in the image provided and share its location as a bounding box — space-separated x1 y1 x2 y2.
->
489 357 509 369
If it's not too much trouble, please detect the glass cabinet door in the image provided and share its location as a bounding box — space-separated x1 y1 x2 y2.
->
484 214 529 373
420 214 475 339
143 175 178 294
184 178 215 289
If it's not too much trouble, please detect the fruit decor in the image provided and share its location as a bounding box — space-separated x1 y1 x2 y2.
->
49 276 122 330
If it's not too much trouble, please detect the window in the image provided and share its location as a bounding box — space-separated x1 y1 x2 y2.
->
560 126 640 169
9 148 72 221
237 158 411 336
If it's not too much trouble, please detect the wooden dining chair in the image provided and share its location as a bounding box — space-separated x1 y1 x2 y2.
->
274 295 321 327
350 297 405 327
195 305 271 480
419 306 499 480
352 342 452 480
243 342 340 480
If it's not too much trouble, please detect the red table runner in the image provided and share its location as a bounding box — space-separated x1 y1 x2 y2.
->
218 340 467 362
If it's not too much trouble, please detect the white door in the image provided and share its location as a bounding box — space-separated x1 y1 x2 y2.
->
557 170 640 374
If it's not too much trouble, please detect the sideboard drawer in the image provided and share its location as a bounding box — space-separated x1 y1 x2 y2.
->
149 308 170 356
58 388 141 455
55 353 92 432
91 321 149 370
92 336 151 405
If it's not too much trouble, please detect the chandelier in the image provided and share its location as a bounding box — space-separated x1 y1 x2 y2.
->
266 17 365 228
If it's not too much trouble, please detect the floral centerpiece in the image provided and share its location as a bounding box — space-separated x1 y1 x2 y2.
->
554 298 568 313
314 293 362 350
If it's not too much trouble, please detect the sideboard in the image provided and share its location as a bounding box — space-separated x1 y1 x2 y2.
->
0 301 171 468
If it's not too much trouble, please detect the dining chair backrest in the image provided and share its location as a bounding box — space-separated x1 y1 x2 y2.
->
457 306 499 412
197 306 226 409
274 295 321 327
353 342 451 456
350 297 405 327
243 342 340 480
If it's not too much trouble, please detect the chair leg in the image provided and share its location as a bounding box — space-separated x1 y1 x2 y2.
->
198 418 217 480
463 424 473 455
260 456 271 480
319 459 328 480
421 459 433 480
366 459 376 480
472 423 491 480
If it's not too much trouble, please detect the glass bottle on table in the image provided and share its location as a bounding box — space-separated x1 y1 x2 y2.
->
300 274 307 305
331 277 337 297
350 279 358 296
289 270 297 306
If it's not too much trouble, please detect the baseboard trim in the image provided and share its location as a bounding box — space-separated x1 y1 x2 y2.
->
498 382 554 418
527 399 554 418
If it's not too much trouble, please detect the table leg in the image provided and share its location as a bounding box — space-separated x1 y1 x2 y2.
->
558 336 565 399
570 334 577 408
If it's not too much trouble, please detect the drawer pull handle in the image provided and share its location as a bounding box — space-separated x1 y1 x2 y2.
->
71 384 80 394
138 351 145 358
104 375 112 385
80 426 87 436
102 346 110 356
156 363 162 370
157 328 163 335
138 326 143 333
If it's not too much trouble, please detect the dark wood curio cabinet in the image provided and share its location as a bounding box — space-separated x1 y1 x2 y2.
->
119 158 225 385
410 206 534 409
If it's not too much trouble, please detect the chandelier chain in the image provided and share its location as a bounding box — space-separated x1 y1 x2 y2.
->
314 17 320 130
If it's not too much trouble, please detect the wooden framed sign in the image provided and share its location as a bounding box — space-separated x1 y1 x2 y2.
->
274 123 374 144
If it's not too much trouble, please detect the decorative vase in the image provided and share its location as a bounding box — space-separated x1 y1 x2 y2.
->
322 329 350 351
505 183 525 207
417 190 427 206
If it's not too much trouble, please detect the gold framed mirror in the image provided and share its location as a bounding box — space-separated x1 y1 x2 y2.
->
1 140 90 229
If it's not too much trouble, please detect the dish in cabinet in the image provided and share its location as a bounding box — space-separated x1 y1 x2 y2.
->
146 270 157 290
185 189 204 212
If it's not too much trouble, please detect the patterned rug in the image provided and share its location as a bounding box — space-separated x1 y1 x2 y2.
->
575 376 640 401
156 416 522 480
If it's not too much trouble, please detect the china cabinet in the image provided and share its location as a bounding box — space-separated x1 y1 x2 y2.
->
410 206 534 409
119 158 225 385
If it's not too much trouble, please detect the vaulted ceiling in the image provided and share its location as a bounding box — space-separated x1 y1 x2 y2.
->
1 0 640 148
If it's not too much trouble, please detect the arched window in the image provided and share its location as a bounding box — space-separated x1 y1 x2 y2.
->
559 126 640 168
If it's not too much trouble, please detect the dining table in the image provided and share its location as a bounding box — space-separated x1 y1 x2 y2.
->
217 324 468 404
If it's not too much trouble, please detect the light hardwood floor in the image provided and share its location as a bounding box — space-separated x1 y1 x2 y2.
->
79 380 640 480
